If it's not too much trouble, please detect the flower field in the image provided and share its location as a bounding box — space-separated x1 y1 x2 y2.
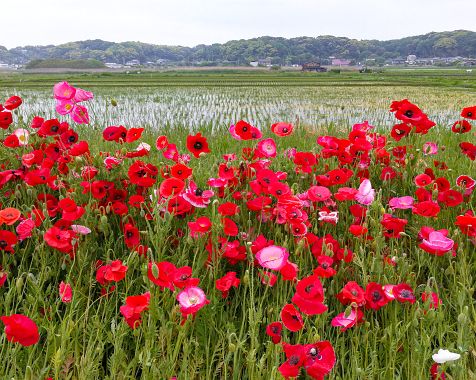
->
0 74 475 379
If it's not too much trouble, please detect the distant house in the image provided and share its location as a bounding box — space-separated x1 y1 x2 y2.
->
126 59 140 66
249 61 259 67
302 62 327 72
331 59 352 66
258 57 272 67
406 55 417 64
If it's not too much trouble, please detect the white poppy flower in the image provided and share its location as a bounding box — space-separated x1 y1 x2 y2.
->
432 349 461 364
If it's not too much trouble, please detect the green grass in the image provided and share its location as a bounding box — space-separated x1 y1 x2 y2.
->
0 72 475 379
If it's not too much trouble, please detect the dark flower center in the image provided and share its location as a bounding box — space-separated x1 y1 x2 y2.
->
467 112 473 117
195 188 203 196
372 291 382 302
404 110 414 118
271 326 279 334
400 289 412 299
0 240 7 248
193 141 203 150
305 284 314 293
242 126 248 132
51 125 59 132
126 231 133 238
351 290 358 296
289 355 300 366
282 127 288 133
321 263 328 269
68 135 76 143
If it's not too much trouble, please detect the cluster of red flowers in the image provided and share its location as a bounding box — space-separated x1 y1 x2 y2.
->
0 88 473 379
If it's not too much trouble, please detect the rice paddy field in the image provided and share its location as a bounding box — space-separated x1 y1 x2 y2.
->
0 69 475 379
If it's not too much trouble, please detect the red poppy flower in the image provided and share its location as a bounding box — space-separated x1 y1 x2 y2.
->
313 255 336 278
39 119 65 136
459 142 476 160
222 217 239 236
393 283 416 304
103 260 128 282
390 99 426 125
215 271 240 298
390 123 412 141
123 223 140 249
103 125 127 142
3 134 19 148
0 230 18 253
233 120 254 140
271 122 293 137
159 177 185 199
3 96 22 110
461 105 476 120
280 303 304 332
266 321 283 344
0 111 13 129
147 261 177 291
120 292 150 329
365 282 389 310
381 213 408 238
186 132 211 158
412 201 440 218
278 343 306 378
125 127 144 143
437 190 463 207
415 173 433 187
451 120 472 134
1 314 39 346
128 161 157 187
421 292 441 310
291 274 327 316
303 340 336 379
0 208 21 226
173 266 200 289
170 163 193 180
336 281 365 306
217 202 239 216
43 226 75 254
307 186 332 202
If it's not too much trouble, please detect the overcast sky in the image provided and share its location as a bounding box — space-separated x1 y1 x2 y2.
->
2 0 475 48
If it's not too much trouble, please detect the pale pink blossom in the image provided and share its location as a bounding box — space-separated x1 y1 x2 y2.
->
389 196 414 210
13 129 29 146
355 179 375 206
71 225 91 235
256 245 289 270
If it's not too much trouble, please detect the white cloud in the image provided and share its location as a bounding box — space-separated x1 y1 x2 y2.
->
1 0 475 48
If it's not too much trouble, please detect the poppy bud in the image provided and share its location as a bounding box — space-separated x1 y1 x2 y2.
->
16 276 24 293
242 270 250 286
100 215 108 226
150 262 159 279
457 312 467 324
111 99 118 107
228 343 236 352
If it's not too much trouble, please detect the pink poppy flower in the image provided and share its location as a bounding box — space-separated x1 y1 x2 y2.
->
256 138 277 158
389 196 414 210
420 231 454 256
331 307 363 331
16 218 35 241
423 142 438 155
182 180 214 208
177 286 209 318
59 281 73 303
307 186 332 202
256 245 289 270
70 104 90 124
318 211 339 224
355 179 375 205
71 225 91 235
53 81 76 100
